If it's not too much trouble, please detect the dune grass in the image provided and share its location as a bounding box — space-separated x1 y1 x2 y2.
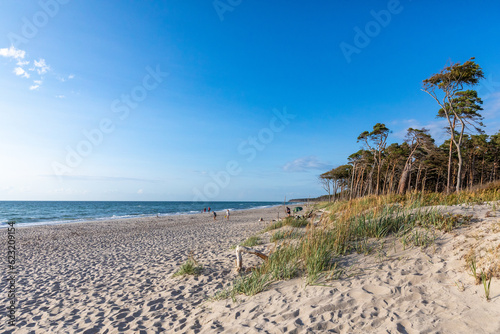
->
217 184 500 300
240 236 262 247
270 229 302 242
482 271 493 301
173 254 203 277
264 217 310 232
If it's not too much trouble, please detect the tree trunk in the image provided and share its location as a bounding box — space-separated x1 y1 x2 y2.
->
408 168 412 192
435 170 441 193
469 154 475 189
398 163 411 195
350 164 356 200
480 155 485 186
421 169 428 192
367 165 375 195
376 159 381 195
389 163 397 194
447 140 453 193
415 164 422 189
456 145 463 192
358 167 365 198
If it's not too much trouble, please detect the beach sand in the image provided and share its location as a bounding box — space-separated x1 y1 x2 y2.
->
2 204 500 333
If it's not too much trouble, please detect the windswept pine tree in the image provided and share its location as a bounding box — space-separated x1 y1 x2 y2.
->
397 128 434 195
422 58 485 192
357 123 391 196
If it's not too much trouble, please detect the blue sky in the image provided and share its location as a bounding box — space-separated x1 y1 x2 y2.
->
1 0 500 201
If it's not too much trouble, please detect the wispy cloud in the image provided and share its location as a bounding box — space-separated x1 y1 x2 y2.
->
0 46 25 60
33 58 50 74
0 45 71 92
16 59 29 67
391 118 448 143
14 67 30 78
57 73 75 82
283 156 332 173
29 80 42 91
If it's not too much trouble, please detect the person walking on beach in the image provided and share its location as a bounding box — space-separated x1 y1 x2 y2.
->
213 211 217 220
286 206 291 217
204 208 206 212
208 207 211 212
226 209 230 221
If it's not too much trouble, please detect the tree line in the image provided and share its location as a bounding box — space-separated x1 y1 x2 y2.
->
319 58 499 201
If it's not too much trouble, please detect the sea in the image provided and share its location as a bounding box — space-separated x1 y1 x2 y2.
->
0 201 283 228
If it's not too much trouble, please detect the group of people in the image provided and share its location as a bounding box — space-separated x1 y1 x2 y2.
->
203 207 230 221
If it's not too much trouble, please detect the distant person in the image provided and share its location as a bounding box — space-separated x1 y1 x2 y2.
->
226 209 230 221
286 206 291 217
204 208 206 213
208 207 211 212
213 211 217 220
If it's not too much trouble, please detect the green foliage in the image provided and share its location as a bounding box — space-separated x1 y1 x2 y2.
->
210 288 234 302
232 271 272 296
423 57 484 89
270 230 301 242
264 217 309 232
264 220 286 232
240 236 262 247
482 271 492 301
288 217 309 228
173 255 203 277
266 244 300 280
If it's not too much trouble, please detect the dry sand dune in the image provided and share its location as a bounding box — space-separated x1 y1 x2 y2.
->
2 204 500 333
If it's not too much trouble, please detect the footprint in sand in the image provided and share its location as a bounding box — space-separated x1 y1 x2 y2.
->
362 284 391 295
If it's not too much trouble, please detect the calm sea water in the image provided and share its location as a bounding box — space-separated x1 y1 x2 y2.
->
0 201 282 228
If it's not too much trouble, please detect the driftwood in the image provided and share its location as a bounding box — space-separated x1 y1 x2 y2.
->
235 245 269 272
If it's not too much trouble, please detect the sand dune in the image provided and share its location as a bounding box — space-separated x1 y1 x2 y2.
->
2 204 500 333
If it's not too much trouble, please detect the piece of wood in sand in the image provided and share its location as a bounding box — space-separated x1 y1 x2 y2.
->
235 245 268 272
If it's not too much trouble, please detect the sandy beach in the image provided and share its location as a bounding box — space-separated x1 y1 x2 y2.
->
2 204 500 333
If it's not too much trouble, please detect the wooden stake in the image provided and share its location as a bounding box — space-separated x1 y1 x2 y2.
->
235 245 268 272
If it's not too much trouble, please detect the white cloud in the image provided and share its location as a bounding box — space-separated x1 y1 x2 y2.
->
55 95 66 99
283 156 332 173
0 46 26 60
16 59 29 67
0 46 66 92
392 118 459 144
33 58 50 74
30 80 42 90
13 67 30 78
137 189 144 194
57 74 75 82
